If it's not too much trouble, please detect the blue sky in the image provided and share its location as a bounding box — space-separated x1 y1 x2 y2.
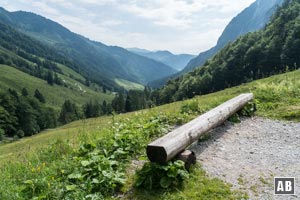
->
0 0 255 54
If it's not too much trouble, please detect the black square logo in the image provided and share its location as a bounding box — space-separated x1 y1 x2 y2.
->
274 177 295 195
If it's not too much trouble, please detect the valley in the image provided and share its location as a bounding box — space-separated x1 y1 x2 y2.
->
1 69 300 199
0 0 300 199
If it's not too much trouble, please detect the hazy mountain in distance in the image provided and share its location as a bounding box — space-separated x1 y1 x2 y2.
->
183 0 284 73
149 0 284 88
0 7 176 88
128 48 195 71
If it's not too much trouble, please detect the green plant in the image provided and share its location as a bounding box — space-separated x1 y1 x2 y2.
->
16 130 25 138
135 160 189 190
0 129 4 141
238 101 256 117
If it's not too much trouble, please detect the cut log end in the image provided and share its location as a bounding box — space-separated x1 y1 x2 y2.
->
146 145 167 163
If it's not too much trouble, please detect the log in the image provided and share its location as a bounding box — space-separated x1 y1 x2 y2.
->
147 93 253 163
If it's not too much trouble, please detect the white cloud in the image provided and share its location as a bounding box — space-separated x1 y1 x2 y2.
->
0 0 256 54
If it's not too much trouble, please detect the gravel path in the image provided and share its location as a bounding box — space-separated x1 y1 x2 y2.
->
190 117 300 200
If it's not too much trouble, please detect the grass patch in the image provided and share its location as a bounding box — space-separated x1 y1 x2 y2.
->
115 78 145 91
129 165 248 200
0 70 300 199
0 65 113 110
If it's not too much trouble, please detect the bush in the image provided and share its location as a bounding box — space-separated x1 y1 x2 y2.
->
17 130 25 138
135 160 189 190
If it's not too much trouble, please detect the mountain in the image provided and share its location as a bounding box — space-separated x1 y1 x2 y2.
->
0 8 176 89
183 0 284 73
157 0 298 103
149 0 284 88
0 21 112 109
128 48 195 71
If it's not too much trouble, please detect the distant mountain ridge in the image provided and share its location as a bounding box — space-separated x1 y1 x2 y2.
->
183 0 284 73
128 48 195 71
0 7 176 90
149 0 284 88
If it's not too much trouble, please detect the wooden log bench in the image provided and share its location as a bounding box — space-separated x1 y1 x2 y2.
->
147 93 254 164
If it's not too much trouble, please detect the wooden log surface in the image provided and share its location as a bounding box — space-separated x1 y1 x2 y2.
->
147 93 253 163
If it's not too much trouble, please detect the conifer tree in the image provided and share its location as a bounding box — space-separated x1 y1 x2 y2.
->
22 88 29 96
34 89 46 103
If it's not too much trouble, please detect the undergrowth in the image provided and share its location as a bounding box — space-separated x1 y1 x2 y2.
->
1 70 300 199
0 98 249 199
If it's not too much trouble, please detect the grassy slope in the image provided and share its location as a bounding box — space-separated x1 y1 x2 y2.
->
2 69 299 161
0 65 113 109
115 78 145 91
0 70 299 199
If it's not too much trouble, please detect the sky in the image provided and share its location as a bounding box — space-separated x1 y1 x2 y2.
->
0 0 256 55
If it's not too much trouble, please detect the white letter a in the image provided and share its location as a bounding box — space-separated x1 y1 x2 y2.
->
277 181 284 191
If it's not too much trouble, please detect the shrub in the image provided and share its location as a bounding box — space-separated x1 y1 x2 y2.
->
135 160 189 190
17 130 25 138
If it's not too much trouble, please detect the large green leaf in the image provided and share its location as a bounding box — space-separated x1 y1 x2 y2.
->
160 176 172 188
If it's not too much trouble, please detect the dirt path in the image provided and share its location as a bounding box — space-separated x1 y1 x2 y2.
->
190 117 300 200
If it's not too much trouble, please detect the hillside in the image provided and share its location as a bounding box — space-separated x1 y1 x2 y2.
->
0 65 112 110
1 66 300 199
128 48 195 71
0 7 176 87
149 0 283 88
157 0 299 103
183 0 284 73
0 20 113 108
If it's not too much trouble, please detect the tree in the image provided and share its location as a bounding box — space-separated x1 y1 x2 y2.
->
83 100 102 118
54 73 63 85
0 128 4 141
102 100 107 114
16 99 40 136
58 100 80 124
112 93 125 113
46 70 54 85
16 130 25 138
34 89 46 103
125 95 132 112
0 93 18 136
22 88 29 96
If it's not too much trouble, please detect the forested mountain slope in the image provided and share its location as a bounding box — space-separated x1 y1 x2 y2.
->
0 7 176 87
157 0 299 103
149 0 283 88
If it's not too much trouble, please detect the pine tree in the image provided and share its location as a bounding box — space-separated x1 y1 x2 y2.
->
125 95 131 112
0 128 4 141
46 70 54 85
54 73 63 85
22 88 29 96
59 100 80 124
112 93 125 113
102 100 107 114
34 89 46 103
16 99 40 136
